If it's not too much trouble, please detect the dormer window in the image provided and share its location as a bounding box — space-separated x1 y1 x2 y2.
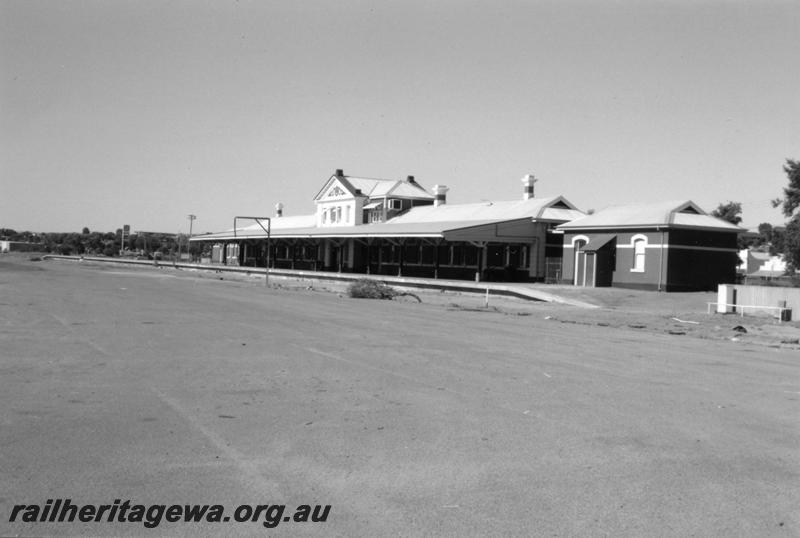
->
387 199 402 211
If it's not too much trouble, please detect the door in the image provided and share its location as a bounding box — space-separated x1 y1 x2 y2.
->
574 239 586 285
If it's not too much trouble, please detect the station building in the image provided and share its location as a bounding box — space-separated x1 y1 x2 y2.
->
190 169 585 282
556 200 743 291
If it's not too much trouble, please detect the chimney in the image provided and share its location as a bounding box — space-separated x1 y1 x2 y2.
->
335 169 344 177
407 175 416 184
275 202 284 217
521 174 537 200
433 184 449 206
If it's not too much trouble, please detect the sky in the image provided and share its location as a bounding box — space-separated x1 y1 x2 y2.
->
1 0 798 234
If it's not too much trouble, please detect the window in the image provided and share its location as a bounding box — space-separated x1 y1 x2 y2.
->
404 243 420 264
345 205 350 223
420 245 435 265
464 246 479 266
322 209 328 224
451 245 464 266
336 207 342 223
632 236 646 272
437 245 451 266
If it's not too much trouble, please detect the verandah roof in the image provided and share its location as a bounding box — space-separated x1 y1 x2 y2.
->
190 218 536 243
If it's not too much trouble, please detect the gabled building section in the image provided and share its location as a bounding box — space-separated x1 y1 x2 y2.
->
557 200 743 291
313 169 435 227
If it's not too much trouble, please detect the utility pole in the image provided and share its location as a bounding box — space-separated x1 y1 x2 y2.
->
187 214 196 262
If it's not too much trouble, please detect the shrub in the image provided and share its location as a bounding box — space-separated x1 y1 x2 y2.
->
347 279 422 302
347 279 397 299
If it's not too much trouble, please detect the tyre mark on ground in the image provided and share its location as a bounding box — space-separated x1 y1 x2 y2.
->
150 387 282 498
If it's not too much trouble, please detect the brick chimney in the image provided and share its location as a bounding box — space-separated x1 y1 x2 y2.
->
433 185 449 206
335 169 344 177
275 202 284 217
521 174 537 200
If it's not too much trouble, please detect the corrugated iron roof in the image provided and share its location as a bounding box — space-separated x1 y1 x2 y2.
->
557 200 743 232
192 219 515 241
191 195 585 242
389 197 583 224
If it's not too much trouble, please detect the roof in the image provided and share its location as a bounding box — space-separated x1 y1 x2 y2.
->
314 173 434 201
191 214 316 241
191 196 584 242
748 269 786 278
388 196 584 224
583 234 616 252
557 200 744 232
236 214 316 231
191 220 506 241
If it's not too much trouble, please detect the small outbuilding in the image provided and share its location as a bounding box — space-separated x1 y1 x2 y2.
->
556 200 742 291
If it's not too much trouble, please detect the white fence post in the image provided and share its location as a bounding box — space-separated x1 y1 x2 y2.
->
717 284 735 314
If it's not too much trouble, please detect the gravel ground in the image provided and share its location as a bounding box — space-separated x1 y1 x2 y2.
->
2 253 798 537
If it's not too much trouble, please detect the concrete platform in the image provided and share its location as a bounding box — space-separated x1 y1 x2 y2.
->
42 255 600 308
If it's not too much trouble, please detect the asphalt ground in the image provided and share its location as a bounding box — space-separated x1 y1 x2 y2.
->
1 256 798 537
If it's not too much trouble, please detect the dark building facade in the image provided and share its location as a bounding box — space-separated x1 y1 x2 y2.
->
557 201 742 291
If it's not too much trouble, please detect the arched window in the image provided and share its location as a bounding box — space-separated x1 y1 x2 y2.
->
632 235 647 272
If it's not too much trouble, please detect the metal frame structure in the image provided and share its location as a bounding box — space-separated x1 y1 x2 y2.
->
234 216 271 286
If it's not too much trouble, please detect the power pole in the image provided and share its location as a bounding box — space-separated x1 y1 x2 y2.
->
187 214 196 261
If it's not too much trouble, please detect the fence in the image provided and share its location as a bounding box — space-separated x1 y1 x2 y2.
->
715 284 796 321
545 258 562 284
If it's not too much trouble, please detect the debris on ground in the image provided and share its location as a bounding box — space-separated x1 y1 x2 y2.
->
732 325 747 333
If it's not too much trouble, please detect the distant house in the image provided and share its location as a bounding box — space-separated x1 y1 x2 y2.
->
556 200 742 291
190 169 585 282
0 241 42 253
738 249 787 279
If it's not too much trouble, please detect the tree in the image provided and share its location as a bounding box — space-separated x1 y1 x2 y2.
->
772 159 800 217
773 159 800 270
757 222 773 245
770 226 786 257
711 201 743 225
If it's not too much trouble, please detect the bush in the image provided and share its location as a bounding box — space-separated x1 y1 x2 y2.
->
347 279 422 302
347 279 397 299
